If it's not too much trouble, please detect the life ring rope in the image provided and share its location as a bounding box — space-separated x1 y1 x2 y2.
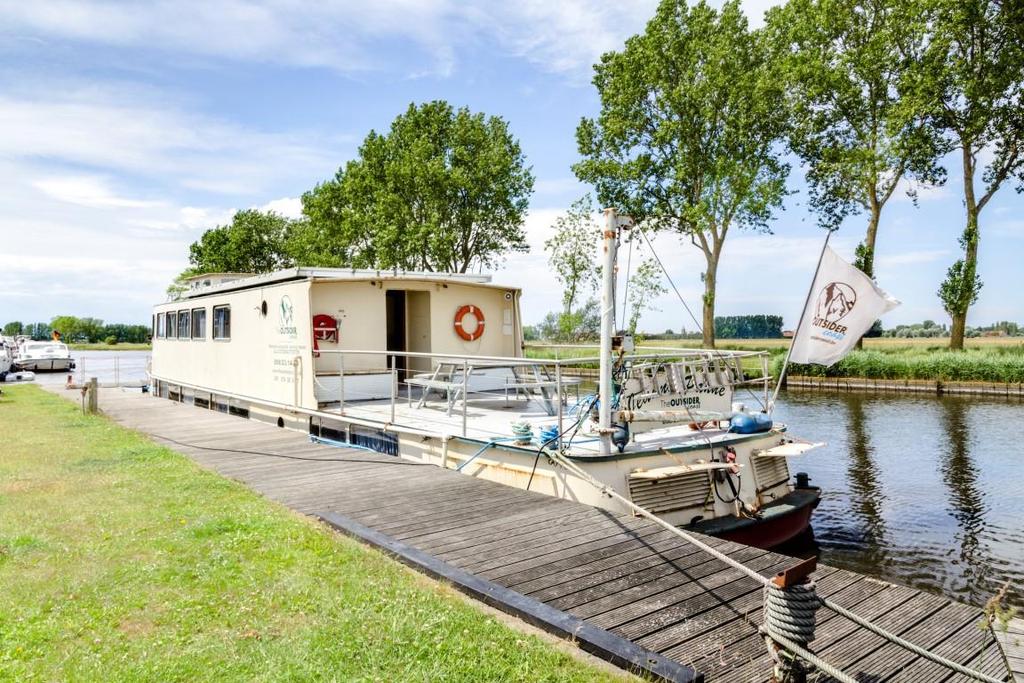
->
454 305 485 342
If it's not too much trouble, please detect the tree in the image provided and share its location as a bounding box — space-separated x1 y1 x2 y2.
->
544 195 600 317
188 209 292 275
575 0 790 348
908 0 1024 349
50 316 80 341
303 101 534 273
766 0 944 283
2 321 23 336
623 258 667 335
26 322 51 340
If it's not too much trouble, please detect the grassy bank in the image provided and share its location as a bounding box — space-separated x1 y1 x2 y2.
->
0 385 630 682
525 338 1024 384
68 342 151 351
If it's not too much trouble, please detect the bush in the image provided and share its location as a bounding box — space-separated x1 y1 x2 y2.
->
104 336 118 346
777 345 1024 383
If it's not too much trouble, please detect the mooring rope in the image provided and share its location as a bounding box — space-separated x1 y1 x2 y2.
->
541 447 1005 683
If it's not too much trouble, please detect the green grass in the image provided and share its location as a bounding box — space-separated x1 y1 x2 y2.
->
68 343 152 351
0 385 633 683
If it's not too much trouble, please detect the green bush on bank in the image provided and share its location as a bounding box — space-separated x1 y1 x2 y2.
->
777 346 1024 383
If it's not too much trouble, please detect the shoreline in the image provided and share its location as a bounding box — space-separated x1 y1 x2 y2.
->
785 375 1024 398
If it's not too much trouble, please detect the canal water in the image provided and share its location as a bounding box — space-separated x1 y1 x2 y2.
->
27 353 1023 607
774 391 1024 608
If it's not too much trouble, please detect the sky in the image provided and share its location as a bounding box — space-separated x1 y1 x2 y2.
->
0 0 1021 333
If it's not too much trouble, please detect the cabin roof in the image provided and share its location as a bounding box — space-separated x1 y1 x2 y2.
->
169 267 516 301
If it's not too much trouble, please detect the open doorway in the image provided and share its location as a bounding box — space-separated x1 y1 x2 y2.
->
406 291 431 374
385 290 407 380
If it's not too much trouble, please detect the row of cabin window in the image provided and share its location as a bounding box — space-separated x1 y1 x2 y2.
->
154 306 230 340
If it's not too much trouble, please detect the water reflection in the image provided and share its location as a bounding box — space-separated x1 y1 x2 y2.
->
938 399 990 600
773 391 1024 608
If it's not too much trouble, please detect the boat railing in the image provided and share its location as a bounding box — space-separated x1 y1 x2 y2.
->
313 347 773 439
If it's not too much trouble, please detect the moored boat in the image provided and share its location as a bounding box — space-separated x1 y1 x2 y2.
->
149 212 827 549
15 340 75 372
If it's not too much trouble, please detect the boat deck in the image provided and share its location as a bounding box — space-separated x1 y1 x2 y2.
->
59 386 1016 683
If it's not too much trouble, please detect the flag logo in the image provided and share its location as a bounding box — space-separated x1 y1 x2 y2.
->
815 282 857 323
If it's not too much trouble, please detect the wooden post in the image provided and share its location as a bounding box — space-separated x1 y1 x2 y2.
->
86 377 99 414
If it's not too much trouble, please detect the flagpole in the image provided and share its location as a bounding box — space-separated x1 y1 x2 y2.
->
769 229 834 412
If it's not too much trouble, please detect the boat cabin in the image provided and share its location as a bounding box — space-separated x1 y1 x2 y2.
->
152 268 523 419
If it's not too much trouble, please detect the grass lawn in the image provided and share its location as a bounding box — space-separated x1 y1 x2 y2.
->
0 385 633 682
68 343 152 351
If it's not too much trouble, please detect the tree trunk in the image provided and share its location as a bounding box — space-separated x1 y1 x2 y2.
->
950 148 980 352
855 202 881 350
702 253 718 349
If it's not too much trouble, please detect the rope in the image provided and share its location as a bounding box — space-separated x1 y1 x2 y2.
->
541 446 1006 683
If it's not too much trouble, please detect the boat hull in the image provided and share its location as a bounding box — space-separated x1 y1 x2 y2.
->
692 487 820 549
15 358 74 372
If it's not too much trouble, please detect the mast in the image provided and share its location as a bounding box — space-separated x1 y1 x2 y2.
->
598 207 619 456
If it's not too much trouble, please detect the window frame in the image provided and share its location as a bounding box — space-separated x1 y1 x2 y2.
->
177 310 191 340
167 310 178 339
156 312 165 339
191 307 207 340
212 305 231 341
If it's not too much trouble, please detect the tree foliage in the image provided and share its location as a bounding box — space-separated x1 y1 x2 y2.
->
575 0 790 348
3 321 23 336
188 209 293 275
303 101 534 273
765 0 944 279
906 0 1024 349
544 195 600 316
623 258 667 335
713 315 785 339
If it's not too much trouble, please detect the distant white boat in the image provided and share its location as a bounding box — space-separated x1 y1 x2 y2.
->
0 336 35 382
15 341 75 372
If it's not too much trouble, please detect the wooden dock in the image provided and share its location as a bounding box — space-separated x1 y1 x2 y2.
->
59 386 1017 683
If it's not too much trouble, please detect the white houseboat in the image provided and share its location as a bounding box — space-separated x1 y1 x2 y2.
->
150 213 821 548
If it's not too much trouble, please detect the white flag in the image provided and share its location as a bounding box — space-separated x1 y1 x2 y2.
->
789 246 900 366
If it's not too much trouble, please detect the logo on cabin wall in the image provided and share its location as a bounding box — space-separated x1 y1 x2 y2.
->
278 295 297 338
811 281 856 337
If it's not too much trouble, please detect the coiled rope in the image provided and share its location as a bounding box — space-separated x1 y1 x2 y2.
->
541 446 1005 683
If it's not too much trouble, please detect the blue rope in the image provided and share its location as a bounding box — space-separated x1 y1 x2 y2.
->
456 437 518 472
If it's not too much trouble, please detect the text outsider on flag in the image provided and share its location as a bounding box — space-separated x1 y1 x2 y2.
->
789 246 900 366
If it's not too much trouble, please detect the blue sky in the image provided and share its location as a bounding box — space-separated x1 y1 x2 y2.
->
0 0 1021 332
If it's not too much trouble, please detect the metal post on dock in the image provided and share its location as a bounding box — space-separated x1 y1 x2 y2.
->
114 356 120 387
390 354 397 424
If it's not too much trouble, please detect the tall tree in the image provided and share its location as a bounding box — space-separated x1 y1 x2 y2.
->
909 0 1024 349
2 321 23 336
304 101 534 273
188 209 292 275
575 0 790 348
544 195 600 317
765 0 944 279
623 258 667 335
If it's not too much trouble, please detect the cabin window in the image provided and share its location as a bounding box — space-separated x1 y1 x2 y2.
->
191 308 206 339
213 305 231 340
178 310 191 340
156 313 165 339
168 311 178 339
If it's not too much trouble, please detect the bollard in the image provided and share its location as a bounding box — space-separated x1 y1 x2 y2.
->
761 557 819 683
86 377 99 414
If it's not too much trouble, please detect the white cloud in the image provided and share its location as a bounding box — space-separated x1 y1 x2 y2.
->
260 197 304 219
876 249 949 267
31 175 162 209
0 86 345 197
0 0 779 80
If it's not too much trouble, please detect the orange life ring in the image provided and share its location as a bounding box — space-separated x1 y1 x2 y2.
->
454 305 485 341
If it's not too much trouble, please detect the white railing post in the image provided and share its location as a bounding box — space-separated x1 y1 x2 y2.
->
338 351 345 414
556 362 564 446
390 354 397 424
462 360 469 437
